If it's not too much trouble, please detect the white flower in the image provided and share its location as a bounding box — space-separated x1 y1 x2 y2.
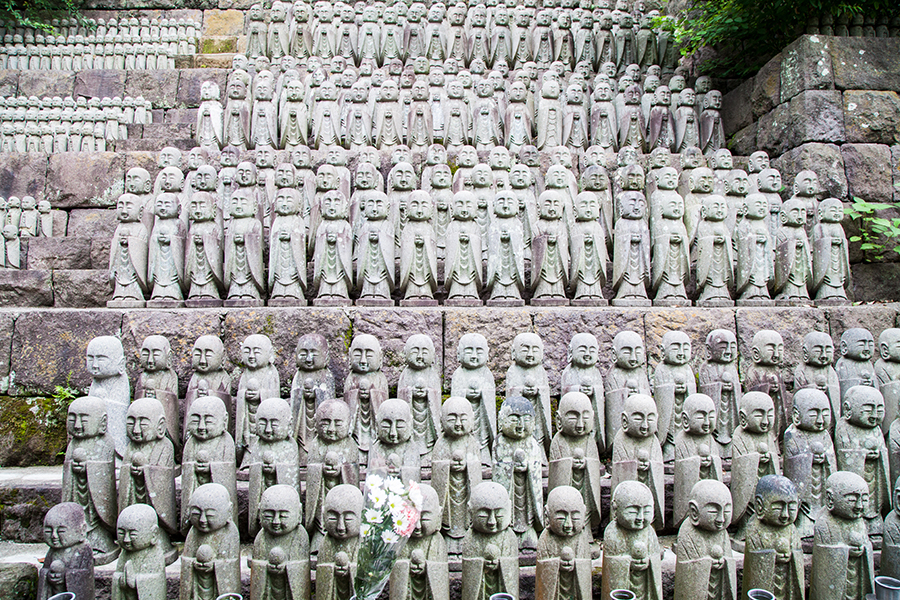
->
365 509 382 524
381 530 399 545
369 487 387 509
360 524 372 537
387 494 404 517
408 481 424 509
385 476 405 496
366 473 384 491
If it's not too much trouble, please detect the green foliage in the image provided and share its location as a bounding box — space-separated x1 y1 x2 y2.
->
845 196 900 261
0 0 84 34
667 0 896 77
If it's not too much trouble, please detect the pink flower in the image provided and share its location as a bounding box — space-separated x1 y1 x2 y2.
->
394 504 420 537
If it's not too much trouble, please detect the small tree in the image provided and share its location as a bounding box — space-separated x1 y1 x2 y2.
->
1 0 84 33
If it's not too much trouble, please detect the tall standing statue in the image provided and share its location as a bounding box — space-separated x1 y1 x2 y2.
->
794 331 841 425
674 394 724 525
445 191 483 305
699 329 742 451
602 480 663 600
745 330 790 436
223 76 251 150
312 191 353 305
569 191 608 305
450 333 496 465
654 331 697 456
224 189 265 306
247 398 300 537
492 396 544 551
111 504 167 600
694 195 734 306
86 336 131 459
700 90 725 156
399 190 439 305
290 333 334 456
535 486 593 600
612 394 666 529
561 333 605 452
37 503 94 600
235 334 281 462
735 192 775 306
531 190 570 305
179 483 241 600
267 187 306 306
185 335 232 435
506 332 552 456
612 166 651 306
62 396 119 564
461 482 520 600
731 392 781 533
344 334 389 456
316 485 363 600
250 485 311 600
185 171 225 307
354 191 394 306
148 174 187 307
367 399 421 484
485 190 526 306
836 328 877 401
773 198 813 305
108 193 148 308
811 199 851 303
742 475 805 600
605 331 652 445
650 179 690 306
674 480 737 600
811 472 875 600
195 80 223 150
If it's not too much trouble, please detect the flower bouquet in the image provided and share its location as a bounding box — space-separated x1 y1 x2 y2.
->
350 472 423 600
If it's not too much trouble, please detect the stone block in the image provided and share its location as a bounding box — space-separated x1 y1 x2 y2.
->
219 0 256 9
443 308 532 394
772 142 848 200
843 90 900 145
176 68 230 108
0 484 60 540
16 70 75 98
200 36 238 54
0 311 16 391
829 36 900 91
51 210 68 237
25 237 92 270
780 35 835 103
73 69 126 100
122 309 225 398
532 308 645 392
729 123 758 158
0 270 52 307
123 150 162 179
788 89 845 145
194 53 236 69
53 269 113 308
203 8 245 36
825 304 899 344
0 154 47 199
0 561 37 600
117 138 197 152
0 69 19 97
173 55 196 69
755 102 792 157
9 309 123 394
141 122 195 139
850 264 900 303
125 70 181 109
67 208 118 239
752 53 782 119
164 108 200 124
45 152 124 208
91 238 111 270
841 143 893 202
722 76 753 135
126 123 143 139
735 307 827 385
350 308 443 394
644 308 736 370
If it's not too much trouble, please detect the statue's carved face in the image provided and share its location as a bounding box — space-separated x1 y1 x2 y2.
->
471 491 510 533
350 336 381 373
614 494 653 530
442 400 473 437
86 339 124 379
256 401 292 442
126 401 165 443
622 398 658 439
44 509 85 549
683 398 716 436
691 496 732 532
378 403 411 444
192 337 224 373
260 491 301 535
828 481 868 520
756 489 799 527
803 334 834 367
316 402 351 442
500 408 534 439
117 194 142 222
68 401 105 439
614 334 644 369
188 399 226 441
707 332 736 364
740 396 774 434
662 334 691 366
844 389 884 429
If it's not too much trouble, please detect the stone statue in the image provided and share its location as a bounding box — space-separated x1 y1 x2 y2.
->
367 398 421 484
757 169 784 241
431 397 482 555
148 177 187 307
569 191 608 305
618 84 645 151
290 333 334 455
390 483 449 600
196 80 223 150
134 335 180 446
654 330 697 455
180 483 241 600
650 177 689 306
344 334 389 456
605 331 652 446
837 328 877 401
266 186 306 306
250 485 311 600
352 191 393 306
461 482 519 600
316 485 363 600
879 331 900 471
561 333 605 452
445 191 483 305
773 199 812 305
248 398 300 537
399 190 438 305
882 476 900 580
612 394 666 529
548 392 604 530
810 472 875 600
694 194 734 306
535 486 593 600
86 336 131 459
108 194 148 308
731 392 782 532
742 475 805 600
683 166 713 242
735 192 775 306
236 334 281 462
181 396 237 534
506 332 552 456
674 480 737 600
312 191 352 306
536 79 563 150
789 170 821 231
784 388 838 540
185 335 232 437
449 333 496 465
62 396 119 563
118 398 177 564
745 330 790 436
223 76 251 150
111 504 166 600
699 90 725 155
793 331 841 426
835 385 889 536
304 399 358 552
531 190 570 305
602 480 663 600
492 396 544 551
224 187 265 306
485 190 526 306
397 334 441 460
674 394 724 525
185 172 225 307
697 329 742 451
612 167 651 306
810 199 851 303
37 503 94 600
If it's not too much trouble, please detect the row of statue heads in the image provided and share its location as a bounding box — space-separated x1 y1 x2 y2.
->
0 33 188 72
241 0 679 75
805 10 900 37
108 141 848 308
0 95 153 154
42 327 900 600
0 15 199 46
201 55 721 153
